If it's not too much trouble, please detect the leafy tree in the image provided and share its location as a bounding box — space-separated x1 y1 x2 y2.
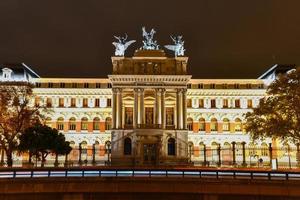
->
19 123 72 167
0 83 42 166
245 68 300 144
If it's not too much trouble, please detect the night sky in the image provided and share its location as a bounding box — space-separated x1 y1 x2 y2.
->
0 0 300 78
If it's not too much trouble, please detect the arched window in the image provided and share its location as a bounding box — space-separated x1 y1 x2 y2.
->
69 117 76 130
261 143 269 156
81 117 88 130
187 118 193 131
188 142 194 156
235 142 243 156
80 141 88 155
45 117 52 128
94 141 100 155
223 142 231 158
199 118 205 131
211 142 219 159
199 142 205 157
168 138 176 156
222 118 230 131
234 118 242 132
105 117 112 130
210 118 218 131
124 138 132 155
93 117 100 130
57 117 64 130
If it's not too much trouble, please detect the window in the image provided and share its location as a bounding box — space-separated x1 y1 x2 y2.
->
107 98 112 107
83 98 88 108
187 84 191 89
210 84 215 89
84 83 89 88
248 143 256 157
246 83 252 89
198 84 203 89
71 98 76 107
168 138 176 156
234 83 240 89
210 118 218 131
211 142 219 159
72 83 77 88
199 118 205 131
59 98 64 107
223 99 228 108
199 142 205 157
105 117 112 130
187 118 193 131
211 99 216 108
222 118 230 131
107 83 112 88
235 142 243 156
93 117 100 130
96 83 101 88
48 83 53 88
35 97 40 107
95 99 100 107
81 117 88 130
57 117 64 130
247 99 252 108
80 141 88 155
36 83 41 88
187 99 192 108
222 84 228 89
124 138 132 155
234 118 242 131
69 117 76 130
60 83 65 88
199 99 204 108
46 98 52 108
235 99 240 108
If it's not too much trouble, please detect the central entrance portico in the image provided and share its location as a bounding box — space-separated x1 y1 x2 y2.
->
109 49 191 165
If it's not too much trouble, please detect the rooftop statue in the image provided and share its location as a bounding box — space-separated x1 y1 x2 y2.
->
164 35 185 56
141 27 159 50
112 34 136 56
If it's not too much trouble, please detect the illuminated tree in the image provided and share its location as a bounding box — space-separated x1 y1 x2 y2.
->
245 68 300 144
0 83 42 166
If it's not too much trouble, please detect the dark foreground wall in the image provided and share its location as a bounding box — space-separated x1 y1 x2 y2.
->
1 177 300 200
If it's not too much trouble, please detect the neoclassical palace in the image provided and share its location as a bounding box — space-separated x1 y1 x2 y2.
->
0 51 295 166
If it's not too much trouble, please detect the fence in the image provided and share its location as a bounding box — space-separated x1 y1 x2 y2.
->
0 146 299 168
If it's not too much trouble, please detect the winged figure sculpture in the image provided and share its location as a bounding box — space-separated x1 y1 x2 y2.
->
112 34 136 56
164 35 185 56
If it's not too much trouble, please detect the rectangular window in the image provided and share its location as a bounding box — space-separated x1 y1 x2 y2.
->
84 83 89 88
198 84 203 89
199 99 204 108
210 84 215 89
96 83 101 88
36 83 41 88
59 98 64 107
223 99 228 108
234 84 240 89
72 83 77 88
60 83 65 88
187 99 192 108
246 83 252 89
222 84 228 89
107 83 112 88
211 99 216 108
71 98 76 107
107 98 112 107
235 99 240 108
83 98 88 108
95 99 100 107
187 84 191 89
46 98 52 108
48 83 53 88
247 99 253 108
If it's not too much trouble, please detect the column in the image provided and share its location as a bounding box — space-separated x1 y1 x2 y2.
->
176 89 182 129
182 89 187 130
242 142 246 166
139 89 145 125
112 89 117 129
154 89 160 126
133 88 139 128
161 89 166 129
232 142 236 166
117 88 123 129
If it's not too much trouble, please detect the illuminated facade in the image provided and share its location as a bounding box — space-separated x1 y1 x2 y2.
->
0 59 295 165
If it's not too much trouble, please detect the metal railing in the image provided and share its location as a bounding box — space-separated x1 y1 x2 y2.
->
0 167 300 181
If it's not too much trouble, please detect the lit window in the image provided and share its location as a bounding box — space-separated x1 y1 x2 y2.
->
71 98 76 107
81 117 88 130
235 99 240 108
59 98 64 107
57 117 64 130
69 117 76 130
95 99 100 107
222 118 230 131
199 118 205 131
247 99 252 108
93 117 100 130
234 118 242 131
210 118 218 131
83 98 88 108
168 138 176 156
223 99 228 108
199 99 204 108
187 118 193 131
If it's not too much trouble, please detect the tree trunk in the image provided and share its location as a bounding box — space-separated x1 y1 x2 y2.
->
28 152 32 164
5 149 13 167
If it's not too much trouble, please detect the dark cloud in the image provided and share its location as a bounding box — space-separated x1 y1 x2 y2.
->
0 0 300 78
